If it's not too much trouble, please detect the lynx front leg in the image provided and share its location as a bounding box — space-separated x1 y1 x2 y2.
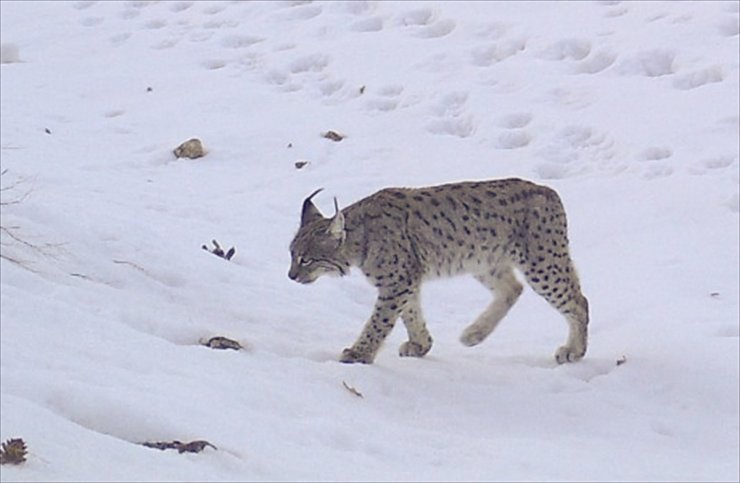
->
398 294 433 358
340 289 414 364
460 267 523 347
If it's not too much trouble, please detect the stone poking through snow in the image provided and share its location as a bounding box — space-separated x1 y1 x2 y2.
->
173 138 206 159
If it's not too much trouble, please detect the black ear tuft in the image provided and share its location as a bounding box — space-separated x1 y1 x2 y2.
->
301 188 325 226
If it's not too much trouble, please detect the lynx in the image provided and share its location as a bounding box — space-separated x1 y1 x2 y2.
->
288 178 589 365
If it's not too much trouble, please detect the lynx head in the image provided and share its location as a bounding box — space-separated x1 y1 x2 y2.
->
288 188 350 284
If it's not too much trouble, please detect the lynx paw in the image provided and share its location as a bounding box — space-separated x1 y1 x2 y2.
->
398 341 431 358
555 346 585 364
460 326 487 347
339 347 374 364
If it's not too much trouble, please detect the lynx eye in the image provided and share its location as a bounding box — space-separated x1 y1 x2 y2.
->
298 256 313 267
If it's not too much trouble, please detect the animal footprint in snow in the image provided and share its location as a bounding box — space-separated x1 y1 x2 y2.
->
643 164 673 179
365 98 399 112
289 54 329 74
202 4 225 15
152 39 178 50
495 113 535 149
143 19 167 30
415 19 456 39
617 50 675 77
396 8 455 38
426 91 476 138
426 116 476 138
273 3 323 21
470 39 526 66
73 1 95 10
349 16 384 33
539 38 592 61
673 66 724 90
535 163 571 180
103 109 125 119
718 17 740 37
396 8 435 27
220 35 263 49
639 146 672 161
364 85 404 112
725 193 739 214
170 2 193 13
574 49 617 74
109 33 131 45
201 59 226 70
689 155 737 175
540 125 615 166
119 9 139 20
365 98 398 112
429 91 468 117
497 112 532 129
189 31 214 43
80 17 104 27
378 85 404 97
496 130 531 149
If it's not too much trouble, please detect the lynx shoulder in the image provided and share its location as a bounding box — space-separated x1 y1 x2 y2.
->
288 178 589 365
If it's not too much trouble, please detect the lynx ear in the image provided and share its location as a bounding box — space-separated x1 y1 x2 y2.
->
327 197 345 242
301 188 325 226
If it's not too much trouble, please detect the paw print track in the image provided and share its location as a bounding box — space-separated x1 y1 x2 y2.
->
639 146 672 161
673 66 724 90
689 155 737 175
497 131 531 149
497 112 532 129
425 92 476 138
495 112 533 150
470 39 526 67
617 50 675 77
575 49 617 74
536 125 616 178
349 16 384 33
395 8 456 39
540 39 592 61
364 85 407 112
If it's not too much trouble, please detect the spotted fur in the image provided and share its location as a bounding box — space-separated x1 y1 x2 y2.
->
288 178 589 364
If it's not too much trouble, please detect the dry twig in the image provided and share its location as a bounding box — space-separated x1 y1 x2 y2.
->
342 381 364 398
200 336 242 351
142 440 217 454
202 239 235 260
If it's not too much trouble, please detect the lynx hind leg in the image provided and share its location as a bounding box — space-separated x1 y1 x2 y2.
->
519 255 589 364
554 292 589 364
460 266 523 347
398 294 433 358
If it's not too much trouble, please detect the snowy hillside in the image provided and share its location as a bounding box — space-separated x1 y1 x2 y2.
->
1 1 738 481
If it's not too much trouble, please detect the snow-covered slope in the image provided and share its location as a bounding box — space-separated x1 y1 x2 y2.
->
1 1 738 481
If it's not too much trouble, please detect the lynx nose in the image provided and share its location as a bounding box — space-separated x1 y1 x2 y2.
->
288 267 298 281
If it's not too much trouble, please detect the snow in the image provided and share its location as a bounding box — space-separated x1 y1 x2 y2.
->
0 0 738 481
